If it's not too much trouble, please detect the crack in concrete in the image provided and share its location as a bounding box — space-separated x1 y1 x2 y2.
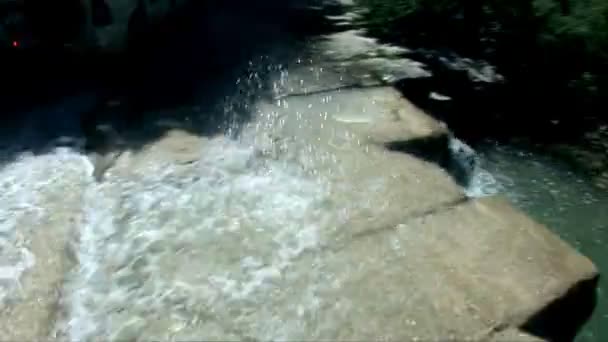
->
347 196 469 242
321 196 469 255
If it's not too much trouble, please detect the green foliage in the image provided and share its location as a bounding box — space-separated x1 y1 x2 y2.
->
356 0 464 44
355 0 608 120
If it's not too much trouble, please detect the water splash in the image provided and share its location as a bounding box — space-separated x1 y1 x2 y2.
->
465 167 504 198
56 136 336 340
446 137 503 198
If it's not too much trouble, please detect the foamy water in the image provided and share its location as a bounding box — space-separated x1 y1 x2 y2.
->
472 142 608 342
36 135 337 340
446 137 504 198
0 48 500 340
0 148 91 306
1 95 499 341
0 50 351 340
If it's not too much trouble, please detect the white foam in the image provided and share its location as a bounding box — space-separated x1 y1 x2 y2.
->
0 147 90 305
446 137 504 198
57 136 334 340
465 167 504 198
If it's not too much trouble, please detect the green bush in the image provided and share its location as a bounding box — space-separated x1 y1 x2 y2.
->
355 0 608 121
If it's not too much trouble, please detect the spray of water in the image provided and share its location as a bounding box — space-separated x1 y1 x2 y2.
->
39 55 348 340
447 137 504 198
53 135 339 340
1 50 503 341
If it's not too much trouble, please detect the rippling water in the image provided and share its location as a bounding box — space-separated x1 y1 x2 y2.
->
0 108 338 340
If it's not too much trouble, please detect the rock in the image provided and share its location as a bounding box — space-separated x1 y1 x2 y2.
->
248 85 467 243
0 222 72 340
326 11 362 27
270 86 447 144
87 140 595 341
89 150 123 182
430 91 452 101
275 29 431 99
594 169 608 189
268 69 453 170
545 140 608 191
0 1 599 341
133 129 203 165
320 29 409 60
81 112 127 182
436 54 504 84
395 196 597 341
493 329 547 342
276 61 372 98
316 30 431 84
325 0 363 26
43 39 597 340
334 0 356 6
222 195 594 341
446 136 479 187
107 129 204 181
354 57 432 83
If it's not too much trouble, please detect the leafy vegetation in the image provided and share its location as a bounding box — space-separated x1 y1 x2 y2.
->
355 0 608 126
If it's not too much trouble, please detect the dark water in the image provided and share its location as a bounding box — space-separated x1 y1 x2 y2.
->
474 140 607 342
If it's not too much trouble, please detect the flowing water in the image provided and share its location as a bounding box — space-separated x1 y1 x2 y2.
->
0 49 333 339
1 1 606 337
469 141 608 342
2 70 606 340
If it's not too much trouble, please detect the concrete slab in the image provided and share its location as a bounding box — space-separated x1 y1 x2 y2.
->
245 86 463 245
191 196 594 341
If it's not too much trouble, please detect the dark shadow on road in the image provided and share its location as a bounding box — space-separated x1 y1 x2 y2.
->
0 0 342 167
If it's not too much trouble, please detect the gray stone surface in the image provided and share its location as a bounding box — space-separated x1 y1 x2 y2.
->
317 30 432 82
275 29 431 98
61 119 597 340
